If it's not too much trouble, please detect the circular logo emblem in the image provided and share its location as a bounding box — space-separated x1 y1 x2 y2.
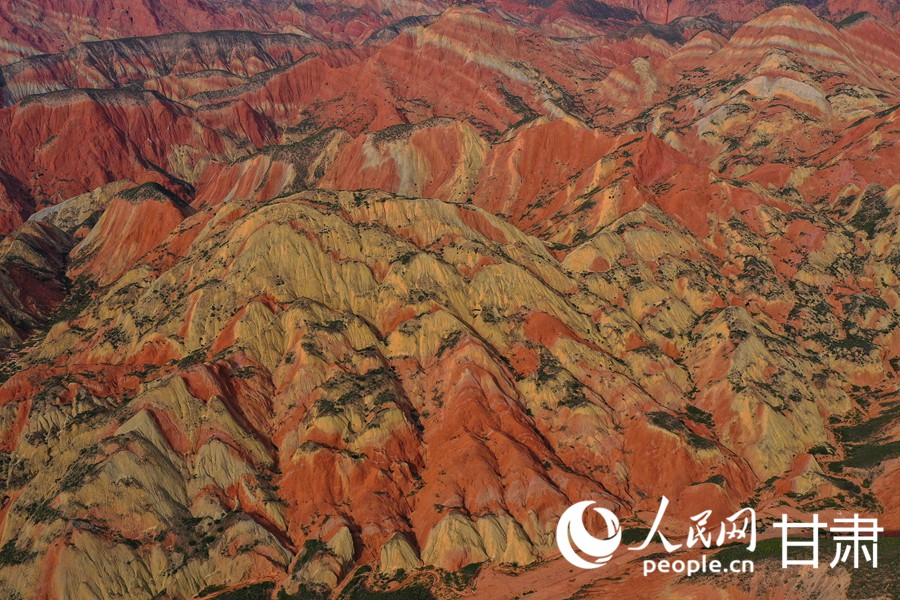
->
556 501 622 569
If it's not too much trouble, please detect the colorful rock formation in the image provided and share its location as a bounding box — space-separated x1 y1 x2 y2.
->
0 1 896 598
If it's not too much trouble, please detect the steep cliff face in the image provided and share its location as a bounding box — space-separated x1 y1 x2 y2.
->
0 0 896 65
0 0 449 63
0 31 317 106
0 1 896 599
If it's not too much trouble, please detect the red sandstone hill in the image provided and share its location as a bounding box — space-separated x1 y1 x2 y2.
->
0 2 897 599
0 0 896 64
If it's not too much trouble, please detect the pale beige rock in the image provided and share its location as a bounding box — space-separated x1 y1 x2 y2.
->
379 533 424 573
422 512 489 570
475 514 536 565
30 180 134 236
328 526 355 565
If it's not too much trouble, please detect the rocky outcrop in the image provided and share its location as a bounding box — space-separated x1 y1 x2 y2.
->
68 183 194 286
0 220 73 347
